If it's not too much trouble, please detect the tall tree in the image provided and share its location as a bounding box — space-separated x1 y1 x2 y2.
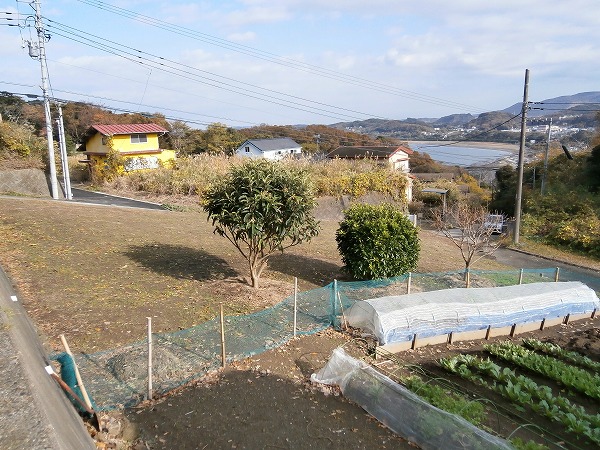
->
203 159 320 288
201 123 242 155
489 165 517 215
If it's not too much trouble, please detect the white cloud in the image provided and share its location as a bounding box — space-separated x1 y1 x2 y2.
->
227 31 256 42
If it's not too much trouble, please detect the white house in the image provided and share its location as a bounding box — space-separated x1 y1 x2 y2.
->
326 145 413 173
235 138 302 160
327 145 414 202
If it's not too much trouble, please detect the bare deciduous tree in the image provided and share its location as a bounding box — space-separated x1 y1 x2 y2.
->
433 202 504 287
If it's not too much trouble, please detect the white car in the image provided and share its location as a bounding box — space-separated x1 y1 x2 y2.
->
484 214 505 234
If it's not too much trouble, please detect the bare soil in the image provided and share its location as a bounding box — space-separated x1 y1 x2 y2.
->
0 196 598 449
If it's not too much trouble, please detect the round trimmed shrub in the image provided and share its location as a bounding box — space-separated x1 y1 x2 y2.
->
336 203 420 280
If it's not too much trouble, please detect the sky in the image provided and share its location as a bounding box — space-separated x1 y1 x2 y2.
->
1 0 599 128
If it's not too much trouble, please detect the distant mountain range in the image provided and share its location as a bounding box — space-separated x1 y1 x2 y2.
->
330 92 600 142
502 91 600 117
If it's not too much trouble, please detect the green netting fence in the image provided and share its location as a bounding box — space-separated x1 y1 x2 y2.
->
51 267 599 411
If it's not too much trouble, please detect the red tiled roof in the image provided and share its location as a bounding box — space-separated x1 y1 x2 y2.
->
90 124 168 135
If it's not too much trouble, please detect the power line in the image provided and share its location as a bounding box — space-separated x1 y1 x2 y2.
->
0 87 391 146
413 112 523 150
44 19 383 122
41 57 293 125
74 0 485 113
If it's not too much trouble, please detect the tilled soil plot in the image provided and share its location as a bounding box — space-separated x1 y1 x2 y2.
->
377 319 600 450
122 330 414 450
114 320 598 450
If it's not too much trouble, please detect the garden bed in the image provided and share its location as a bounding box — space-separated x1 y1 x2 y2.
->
374 319 599 449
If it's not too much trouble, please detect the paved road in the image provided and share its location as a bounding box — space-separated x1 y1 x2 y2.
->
426 228 600 291
69 187 166 210
0 266 95 450
492 247 600 292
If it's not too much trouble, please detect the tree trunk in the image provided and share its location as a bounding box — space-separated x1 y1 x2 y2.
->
250 263 259 289
464 265 471 288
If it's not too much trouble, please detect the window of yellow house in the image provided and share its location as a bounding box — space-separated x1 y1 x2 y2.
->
101 136 109 145
131 134 148 144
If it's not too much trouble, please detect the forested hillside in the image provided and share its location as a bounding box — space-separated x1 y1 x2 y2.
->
0 93 394 160
490 133 600 259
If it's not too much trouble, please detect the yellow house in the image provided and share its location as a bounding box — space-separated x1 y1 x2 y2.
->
79 124 175 175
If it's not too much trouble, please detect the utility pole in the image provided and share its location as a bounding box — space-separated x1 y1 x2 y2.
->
540 118 552 195
513 69 529 245
32 0 59 199
56 105 72 199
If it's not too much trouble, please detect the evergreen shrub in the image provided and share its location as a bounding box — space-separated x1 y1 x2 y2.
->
336 203 420 280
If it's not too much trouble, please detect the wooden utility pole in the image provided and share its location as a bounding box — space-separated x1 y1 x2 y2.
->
513 69 530 245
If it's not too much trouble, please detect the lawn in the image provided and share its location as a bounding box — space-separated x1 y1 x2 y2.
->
0 196 508 353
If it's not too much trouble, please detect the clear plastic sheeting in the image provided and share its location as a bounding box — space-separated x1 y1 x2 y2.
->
345 281 599 345
311 347 513 450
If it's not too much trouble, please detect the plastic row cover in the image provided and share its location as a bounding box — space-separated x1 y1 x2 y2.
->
345 281 599 345
311 347 513 450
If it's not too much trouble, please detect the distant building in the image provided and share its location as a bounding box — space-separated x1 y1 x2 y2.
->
235 138 302 160
327 145 414 202
326 145 413 173
78 124 175 175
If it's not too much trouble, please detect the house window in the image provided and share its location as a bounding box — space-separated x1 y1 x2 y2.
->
245 146 250 153
131 133 148 144
101 136 109 145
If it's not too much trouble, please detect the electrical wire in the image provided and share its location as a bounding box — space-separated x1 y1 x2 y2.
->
44 20 383 122
0 86 393 146
413 112 523 150
74 0 485 114
43 57 296 124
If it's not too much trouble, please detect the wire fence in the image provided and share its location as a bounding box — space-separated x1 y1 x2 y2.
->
51 267 598 411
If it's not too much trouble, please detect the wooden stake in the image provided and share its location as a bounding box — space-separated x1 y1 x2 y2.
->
337 291 348 330
554 267 560 282
407 272 412 294
147 317 153 401
59 334 92 410
220 303 226 368
518 269 524 285
293 277 298 338
540 318 546 330
485 325 492 340
411 334 418 350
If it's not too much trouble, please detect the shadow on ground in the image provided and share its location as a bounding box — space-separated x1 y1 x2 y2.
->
124 244 239 281
269 252 348 286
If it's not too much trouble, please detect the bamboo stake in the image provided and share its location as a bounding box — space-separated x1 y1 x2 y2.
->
59 334 92 410
337 291 347 330
293 277 298 338
147 317 153 401
220 303 226 368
